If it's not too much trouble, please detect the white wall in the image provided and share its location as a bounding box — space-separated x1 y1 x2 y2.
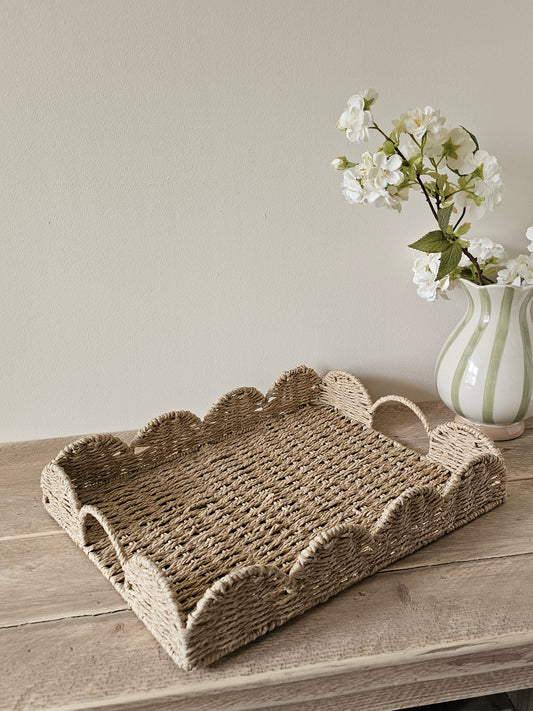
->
2 0 532 442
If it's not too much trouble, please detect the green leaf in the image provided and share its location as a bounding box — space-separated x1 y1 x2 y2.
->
455 222 471 237
461 125 479 151
408 165 419 182
408 230 450 253
437 205 453 232
436 173 448 192
437 242 463 280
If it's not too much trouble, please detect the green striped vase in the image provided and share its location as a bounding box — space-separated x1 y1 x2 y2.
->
435 279 533 440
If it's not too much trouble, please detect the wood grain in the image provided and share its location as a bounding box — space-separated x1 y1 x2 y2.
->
0 533 125 626
2 554 533 711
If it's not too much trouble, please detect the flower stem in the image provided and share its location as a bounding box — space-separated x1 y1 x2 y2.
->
371 123 485 286
371 123 439 221
462 248 484 285
453 207 466 231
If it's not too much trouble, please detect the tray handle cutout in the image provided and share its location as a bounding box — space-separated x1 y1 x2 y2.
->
79 505 128 569
371 395 431 437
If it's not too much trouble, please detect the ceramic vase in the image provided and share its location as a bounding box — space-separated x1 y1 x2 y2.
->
435 279 533 440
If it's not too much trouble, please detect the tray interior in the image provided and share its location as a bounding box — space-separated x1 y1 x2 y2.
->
81 402 451 618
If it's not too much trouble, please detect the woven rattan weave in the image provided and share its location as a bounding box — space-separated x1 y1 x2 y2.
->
41 366 506 669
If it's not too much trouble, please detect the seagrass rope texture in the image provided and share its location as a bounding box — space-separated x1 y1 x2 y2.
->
41 366 506 669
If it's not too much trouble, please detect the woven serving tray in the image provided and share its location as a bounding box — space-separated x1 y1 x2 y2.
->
41 366 506 669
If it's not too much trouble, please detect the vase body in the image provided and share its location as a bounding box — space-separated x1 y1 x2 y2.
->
435 279 533 433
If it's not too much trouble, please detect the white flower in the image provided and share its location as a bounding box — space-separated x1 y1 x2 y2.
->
424 126 451 159
471 151 504 211
453 189 486 221
412 253 451 301
398 135 419 160
465 236 506 263
342 158 408 213
458 149 504 213
497 254 533 286
331 157 344 170
387 185 409 211
353 151 374 180
444 127 477 174
403 106 446 142
337 90 377 143
342 169 366 204
526 225 533 252
373 185 409 213
367 152 403 190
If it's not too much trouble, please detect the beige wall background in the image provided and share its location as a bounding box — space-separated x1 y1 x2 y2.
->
2 0 532 442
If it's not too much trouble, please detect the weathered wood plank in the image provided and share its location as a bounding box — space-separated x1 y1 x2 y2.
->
0 533 125 626
14 660 531 711
0 431 133 538
2 554 533 711
2 478 532 629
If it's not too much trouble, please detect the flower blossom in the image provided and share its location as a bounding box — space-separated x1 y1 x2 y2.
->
452 150 504 221
497 254 533 286
353 151 374 180
444 127 477 174
377 185 409 213
337 89 378 143
342 152 407 212
412 253 451 301
342 169 367 205
357 151 404 204
397 106 446 142
459 236 506 265
471 151 504 212
367 152 403 190
424 126 451 159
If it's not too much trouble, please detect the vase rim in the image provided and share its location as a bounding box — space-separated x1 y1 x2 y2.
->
458 277 533 291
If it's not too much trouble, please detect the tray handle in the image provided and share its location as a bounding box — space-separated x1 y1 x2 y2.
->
370 395 431 437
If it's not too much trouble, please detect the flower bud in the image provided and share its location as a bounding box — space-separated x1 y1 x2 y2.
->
331 156 349 170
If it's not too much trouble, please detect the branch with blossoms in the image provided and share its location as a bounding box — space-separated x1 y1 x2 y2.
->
331 90 533 301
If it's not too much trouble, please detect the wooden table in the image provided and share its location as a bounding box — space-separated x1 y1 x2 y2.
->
1 402 533 711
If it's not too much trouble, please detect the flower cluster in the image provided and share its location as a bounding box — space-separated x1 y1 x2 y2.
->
332 90 528 300
342 151 408 212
